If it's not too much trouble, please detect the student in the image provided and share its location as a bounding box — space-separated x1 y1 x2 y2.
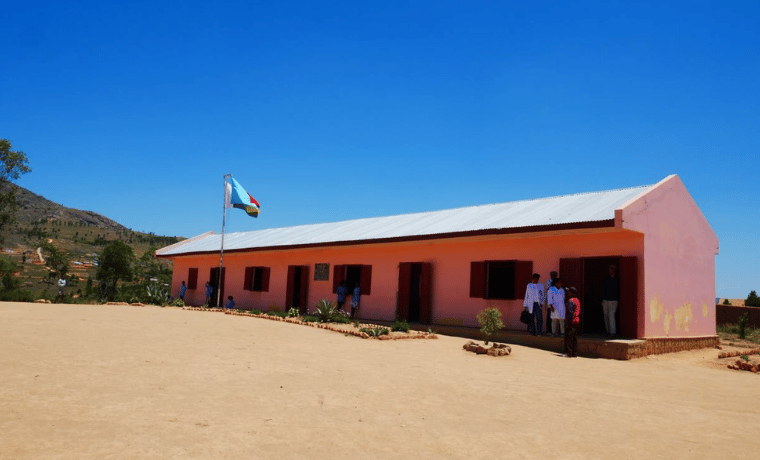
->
350 283 361 319
565 287 582 358
602 265 620 336
225 295 235 310
544 271 558 334
336 280 348 311
179 281 187 302
205 282 213 307
523 273 544 336
548 278 565 337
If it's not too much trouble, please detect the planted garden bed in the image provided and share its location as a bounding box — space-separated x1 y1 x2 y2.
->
183 301 438 341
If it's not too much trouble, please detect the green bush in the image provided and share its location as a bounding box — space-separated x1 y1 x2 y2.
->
330 312 351 324
170 298 185 307
738 312 750 339
360 326 390 337
476 307 504 345
268 310 289 318
746 291 760 307
0 289 35 302
391 319 410 333
313 299 338 322
287 307 300 317
301 315 319 322
722 298 731 305
251 309 262 315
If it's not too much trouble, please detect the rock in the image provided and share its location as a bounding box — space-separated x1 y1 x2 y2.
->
475 345 488 354
34 299 48 303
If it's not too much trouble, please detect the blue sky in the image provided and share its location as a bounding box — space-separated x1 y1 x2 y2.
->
2 1 758 298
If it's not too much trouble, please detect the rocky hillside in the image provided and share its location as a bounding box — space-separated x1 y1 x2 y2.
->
10 183 128 230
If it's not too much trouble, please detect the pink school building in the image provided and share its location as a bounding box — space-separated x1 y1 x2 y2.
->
157 175 718 341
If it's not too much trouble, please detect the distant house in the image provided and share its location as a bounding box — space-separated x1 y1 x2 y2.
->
157 175 718 341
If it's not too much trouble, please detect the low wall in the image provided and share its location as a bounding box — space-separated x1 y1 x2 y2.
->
716 305 760 327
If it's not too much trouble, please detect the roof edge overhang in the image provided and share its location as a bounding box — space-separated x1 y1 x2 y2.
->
156 219 615 259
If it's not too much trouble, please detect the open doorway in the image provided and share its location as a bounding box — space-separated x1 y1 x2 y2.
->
560 256 639 338
286 265 309 314
209 267 226 308
397 262 431 323
582 257 620 335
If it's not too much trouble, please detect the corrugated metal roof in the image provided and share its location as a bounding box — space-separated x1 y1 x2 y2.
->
157 183 654 256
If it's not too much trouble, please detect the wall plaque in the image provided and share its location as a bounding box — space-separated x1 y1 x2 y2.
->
314 263 330 281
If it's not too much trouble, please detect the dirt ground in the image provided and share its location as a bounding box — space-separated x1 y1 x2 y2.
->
1 302 757 460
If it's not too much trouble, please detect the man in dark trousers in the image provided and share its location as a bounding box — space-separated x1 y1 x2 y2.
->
602 265 620 337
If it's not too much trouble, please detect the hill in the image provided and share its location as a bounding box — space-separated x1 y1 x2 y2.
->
11 183 128 230
0 184 182 298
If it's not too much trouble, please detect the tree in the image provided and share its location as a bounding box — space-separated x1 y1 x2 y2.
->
0 139 32 243
41 242 69 278
96 241 135 301
476 307 505 345
746 290 760 308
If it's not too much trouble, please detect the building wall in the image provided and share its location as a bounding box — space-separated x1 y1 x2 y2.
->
621 175 719 338
170 229 644 331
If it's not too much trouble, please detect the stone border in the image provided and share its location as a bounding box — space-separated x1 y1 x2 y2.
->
182 307 438 340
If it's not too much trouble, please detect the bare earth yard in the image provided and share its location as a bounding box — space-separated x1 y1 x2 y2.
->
0 302 757 460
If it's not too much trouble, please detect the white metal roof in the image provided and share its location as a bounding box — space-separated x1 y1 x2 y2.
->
156 182 654 256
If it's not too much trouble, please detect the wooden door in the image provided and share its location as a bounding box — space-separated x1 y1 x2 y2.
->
298 265 310 314
619 256 639 338
397 262 412 320
419 262 432 324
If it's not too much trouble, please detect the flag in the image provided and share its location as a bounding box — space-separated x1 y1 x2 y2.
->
225 177 260 218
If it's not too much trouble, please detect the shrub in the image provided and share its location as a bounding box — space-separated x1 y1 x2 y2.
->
391 319 410 333
352 320 360 328
738 312 750 339
301 315 319 322
170 298 185 307
0 289 35 302
330 311 351 324
268 302 282 312
287 307 300 318
251 309 262 315
722 298 731 305
360 326 389 337
746 291 760 307
313 299 338 322
476 307 504 345
269 310 289 318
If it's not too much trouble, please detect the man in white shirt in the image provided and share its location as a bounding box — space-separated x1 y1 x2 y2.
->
548 278 566 337
544 270 558 335
523 273 545 336
57 277 66 295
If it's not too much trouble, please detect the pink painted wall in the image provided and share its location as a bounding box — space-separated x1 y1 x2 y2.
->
620 175 718 338
169 229 644 331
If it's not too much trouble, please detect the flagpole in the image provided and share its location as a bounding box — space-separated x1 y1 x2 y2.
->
217 173 232 308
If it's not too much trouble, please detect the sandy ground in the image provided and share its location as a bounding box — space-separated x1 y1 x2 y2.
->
0 303 757 460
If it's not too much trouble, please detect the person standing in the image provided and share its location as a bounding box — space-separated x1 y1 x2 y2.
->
565 287 582 357
205 281 213 307
350 283 361 319
548 278 566 337
179 281 187 302
523 273 544 336
336 280 348 312
57 276 66 296
544 271 559 334
602 265 620 336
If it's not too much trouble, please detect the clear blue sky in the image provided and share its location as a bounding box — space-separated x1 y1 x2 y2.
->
2 1 758 298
